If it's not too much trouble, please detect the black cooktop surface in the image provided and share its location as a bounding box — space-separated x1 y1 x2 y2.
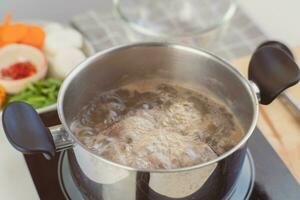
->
23 111 300 200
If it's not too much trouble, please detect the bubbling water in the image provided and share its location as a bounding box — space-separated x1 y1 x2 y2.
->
70 79 244 169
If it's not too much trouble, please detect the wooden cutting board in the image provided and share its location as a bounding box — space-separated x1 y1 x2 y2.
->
232 47 300 183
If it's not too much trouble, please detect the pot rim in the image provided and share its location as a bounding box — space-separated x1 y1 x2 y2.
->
57 42 259 173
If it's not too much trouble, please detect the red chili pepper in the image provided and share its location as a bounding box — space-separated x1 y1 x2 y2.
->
1 61 36 80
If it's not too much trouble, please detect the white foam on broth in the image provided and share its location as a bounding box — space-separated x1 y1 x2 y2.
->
70 79 244 169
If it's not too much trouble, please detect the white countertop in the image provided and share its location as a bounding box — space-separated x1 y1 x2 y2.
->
0 125 39 200
1 0 300 199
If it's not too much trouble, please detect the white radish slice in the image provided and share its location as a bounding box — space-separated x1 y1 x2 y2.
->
44 28 83 55
49 47 86 79
0 44 48 94
43 23 64 34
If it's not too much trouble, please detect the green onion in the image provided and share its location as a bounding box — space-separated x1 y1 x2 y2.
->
8 78 62 109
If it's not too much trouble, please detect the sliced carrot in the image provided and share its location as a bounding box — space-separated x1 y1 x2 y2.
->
3 12 12 26
2 23 28 43
0 26 10 47
0 13 12 47
0 25 5 47
20 25 45 48
0 85 6 108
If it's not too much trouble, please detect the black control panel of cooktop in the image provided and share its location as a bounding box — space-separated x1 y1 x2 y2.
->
23 111 300 200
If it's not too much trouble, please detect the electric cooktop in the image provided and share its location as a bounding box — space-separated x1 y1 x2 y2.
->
22 111 300 200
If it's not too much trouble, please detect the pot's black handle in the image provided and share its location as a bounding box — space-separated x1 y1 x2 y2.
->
256 40 294 59
2 102 56 159
248 41 300 105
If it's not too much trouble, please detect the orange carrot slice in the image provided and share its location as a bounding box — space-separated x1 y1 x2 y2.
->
20 25 45 48
2 23 28 43
0 26 10 47
3 12 12 25
0 25 5 47
0 85 6 108
0 13 12 47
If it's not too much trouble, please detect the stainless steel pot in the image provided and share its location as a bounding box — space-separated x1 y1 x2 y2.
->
2 42 299 200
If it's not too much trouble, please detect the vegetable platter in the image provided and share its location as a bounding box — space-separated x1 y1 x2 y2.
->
0 14 95 113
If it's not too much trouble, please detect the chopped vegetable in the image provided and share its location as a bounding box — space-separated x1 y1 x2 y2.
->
49 47 86 78
1 23 28 44
20 25 45 48
3 13 12 25
0 85 6 107
9 78 62 108
0 25 6 47
43 23 63 34
0 44 48 94
44 27 83 55
0 13 11 47
0 14 45 48
1 61 37 80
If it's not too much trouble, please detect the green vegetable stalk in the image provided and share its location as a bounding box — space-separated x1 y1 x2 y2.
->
8 78 62 109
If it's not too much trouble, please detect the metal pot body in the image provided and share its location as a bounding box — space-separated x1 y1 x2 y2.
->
2 43 267 200
69 144 247 200
56 43 258 199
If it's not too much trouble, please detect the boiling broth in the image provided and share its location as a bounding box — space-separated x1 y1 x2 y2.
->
70 79 244 169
